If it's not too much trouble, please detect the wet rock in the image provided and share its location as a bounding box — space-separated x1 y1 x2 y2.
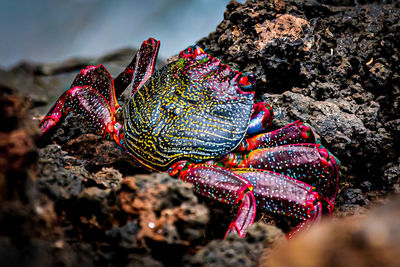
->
0 87 96 266
37 143 211 266
369 61 391 87
0 90 39 241
38 144 89 201
0 237 95 267
335 203 369 217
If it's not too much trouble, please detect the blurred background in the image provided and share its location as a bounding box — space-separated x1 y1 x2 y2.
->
0 0 239 68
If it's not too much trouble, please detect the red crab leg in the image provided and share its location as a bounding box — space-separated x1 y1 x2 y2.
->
223 144 339 211
237 121 316 152
233 169 323 238
168 161 256 238
114 37 160 98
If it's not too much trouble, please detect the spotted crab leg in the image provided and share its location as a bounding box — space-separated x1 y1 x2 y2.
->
237 121 316 152
168 161 256 238
114 37 160 98
223 144 339 211
232 169 323 239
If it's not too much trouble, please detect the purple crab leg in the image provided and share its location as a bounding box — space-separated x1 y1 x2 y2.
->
223 144 339 211
233 169 323 238
168 161 256 238
237 121 316 152
114 38 160 98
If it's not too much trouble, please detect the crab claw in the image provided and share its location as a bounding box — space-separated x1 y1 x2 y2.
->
114 37 160 98
39 115 58 136
247 102 274 134
36 62 120 144
71 64 119 113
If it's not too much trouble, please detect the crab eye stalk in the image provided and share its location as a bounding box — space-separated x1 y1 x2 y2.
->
238 74 256 91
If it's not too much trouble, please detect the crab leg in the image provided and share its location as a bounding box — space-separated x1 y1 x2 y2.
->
233 169 323 238
38 84 126 147
38 63 123 140
114 37 160 98
237 121 316 152
70 64 119 113
168 161 256 238
223 144 339 211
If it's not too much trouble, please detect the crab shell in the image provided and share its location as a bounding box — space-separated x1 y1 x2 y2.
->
123 55 254 170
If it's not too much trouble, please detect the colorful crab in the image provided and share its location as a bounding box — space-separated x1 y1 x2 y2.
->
39 38 339 238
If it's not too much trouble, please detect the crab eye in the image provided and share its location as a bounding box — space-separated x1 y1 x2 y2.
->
238 74 256 91
194 45 205 58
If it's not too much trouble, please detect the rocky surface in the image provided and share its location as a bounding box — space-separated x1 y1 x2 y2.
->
264 195 400 267
0 0 399 266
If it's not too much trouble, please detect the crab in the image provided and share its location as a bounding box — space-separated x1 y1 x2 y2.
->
39 38 339 239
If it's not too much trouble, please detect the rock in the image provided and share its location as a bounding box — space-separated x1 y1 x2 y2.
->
119 174 209 246
62 134 143 175
264 196 400 267
0 86 95 266
37 145 211 265
344 188 369 205
183 223 284 267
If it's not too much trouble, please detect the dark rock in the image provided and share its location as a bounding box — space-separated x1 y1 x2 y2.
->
183 223 284 267
382 159 400 188
264 195 400 267
62 133 143 175
344 188 369 205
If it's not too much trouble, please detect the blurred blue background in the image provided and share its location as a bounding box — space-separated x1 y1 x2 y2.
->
0 0 235 68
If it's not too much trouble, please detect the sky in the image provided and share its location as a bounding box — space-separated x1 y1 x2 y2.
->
0 0 235 68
